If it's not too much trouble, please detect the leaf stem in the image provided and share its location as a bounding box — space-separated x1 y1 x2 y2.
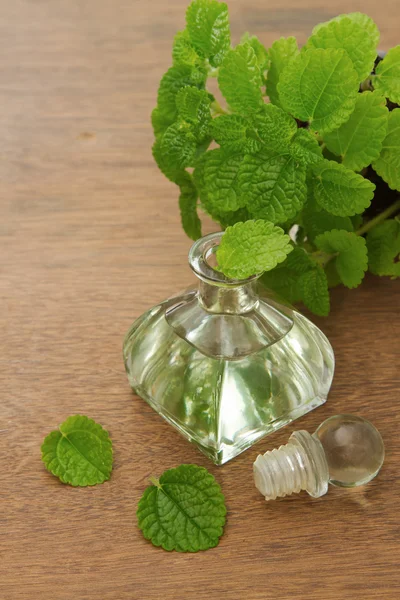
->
356 198 400 236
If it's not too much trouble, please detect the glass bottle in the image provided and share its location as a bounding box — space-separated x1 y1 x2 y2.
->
123 232 335 465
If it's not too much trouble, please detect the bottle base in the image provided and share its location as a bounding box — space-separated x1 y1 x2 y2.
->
131 381 327 465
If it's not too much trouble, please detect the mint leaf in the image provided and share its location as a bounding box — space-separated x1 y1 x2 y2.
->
323 91 388 171
201 148 244 213
241 33 269 82
216 220 293 279
157 65 206 123
374 45 400 104
261 246 314 304
252 103 297 152
41 415 113 487
152 139 181 183
160 122 197 171
218 43 263 115
210 114 261 153
372 108 400 191
137 464 226 552
302 200 353 243
289 129 323 166
306 14 378 81
239 152 307 223
173 30 203 67
278 48 359 134
266 37 299 107
312 160 375 216
300 266 330 316
186 0 230 67
176 87 211 141
315 229 368 288
313 13 379 47
151 107 172 138
366 219 400 277
178 172 202 240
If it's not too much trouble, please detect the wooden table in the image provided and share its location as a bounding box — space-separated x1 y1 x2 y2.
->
1 1 399 598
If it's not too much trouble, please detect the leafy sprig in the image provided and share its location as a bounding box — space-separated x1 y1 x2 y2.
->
152 0 400 315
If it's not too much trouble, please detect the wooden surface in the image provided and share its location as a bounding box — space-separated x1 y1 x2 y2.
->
1 1 399 598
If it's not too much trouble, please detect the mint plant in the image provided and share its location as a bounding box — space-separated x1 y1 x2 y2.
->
152 0 400 315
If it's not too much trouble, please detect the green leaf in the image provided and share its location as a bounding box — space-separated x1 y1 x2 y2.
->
151 107 172 138
173 30 203 67
202 148 244 213
261 245 314 303
374 45 400 104
372 108 400 191
241 33 269 82
289 129 323 166
157 65 206 123
323 91 389 171
216 206 251 228
278 48 359 134
176 86 211 140
41 415 113 487
160 122 197 171
178 172 202 240
315 229 368 288
186 0 230 67
313 13 379 48
302 199 353 243
312 160 375 216
239 152 307 223
366 219 400 277
210 114 261 153
216 219 293 279
218 43 263 115
266 37 299 107
300 266 330 316
252 103 297 152
152 138 181 183
137 464 226 552
306 14 378 81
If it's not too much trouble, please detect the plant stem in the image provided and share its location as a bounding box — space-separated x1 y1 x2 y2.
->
356 198 400 236
211 100 229 116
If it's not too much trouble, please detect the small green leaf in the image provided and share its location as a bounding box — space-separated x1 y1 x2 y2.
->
186 0 230 67
266 37 299 107
157 65 206 124
210 114 261 153
300 266 330 316
241 33 269 82
289 129 323 166
137 464 226 552
152 139 181 183
323 91 389 171
239 152 307 223
312 160 375 216
41 415 113 487
218 43 263 115
252 103 297 152
312 13 379 48
306 14 378 81
374 45 400 104
176 86 211 140
261 246 314 304
216 220 293 279
372 108 400 191
302 199 353 243
161 122 197 171
315 229 368 288
278 48 359 134
173 30 203 67
178 172 202 240
202 148 244 213
151 107 172 138
366 219 400 277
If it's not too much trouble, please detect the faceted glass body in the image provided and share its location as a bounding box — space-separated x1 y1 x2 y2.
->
123 233 335 465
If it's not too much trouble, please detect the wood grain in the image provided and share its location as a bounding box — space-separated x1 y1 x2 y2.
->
1 1 399 598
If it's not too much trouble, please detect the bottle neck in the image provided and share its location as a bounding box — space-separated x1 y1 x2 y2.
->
198 279 258 314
